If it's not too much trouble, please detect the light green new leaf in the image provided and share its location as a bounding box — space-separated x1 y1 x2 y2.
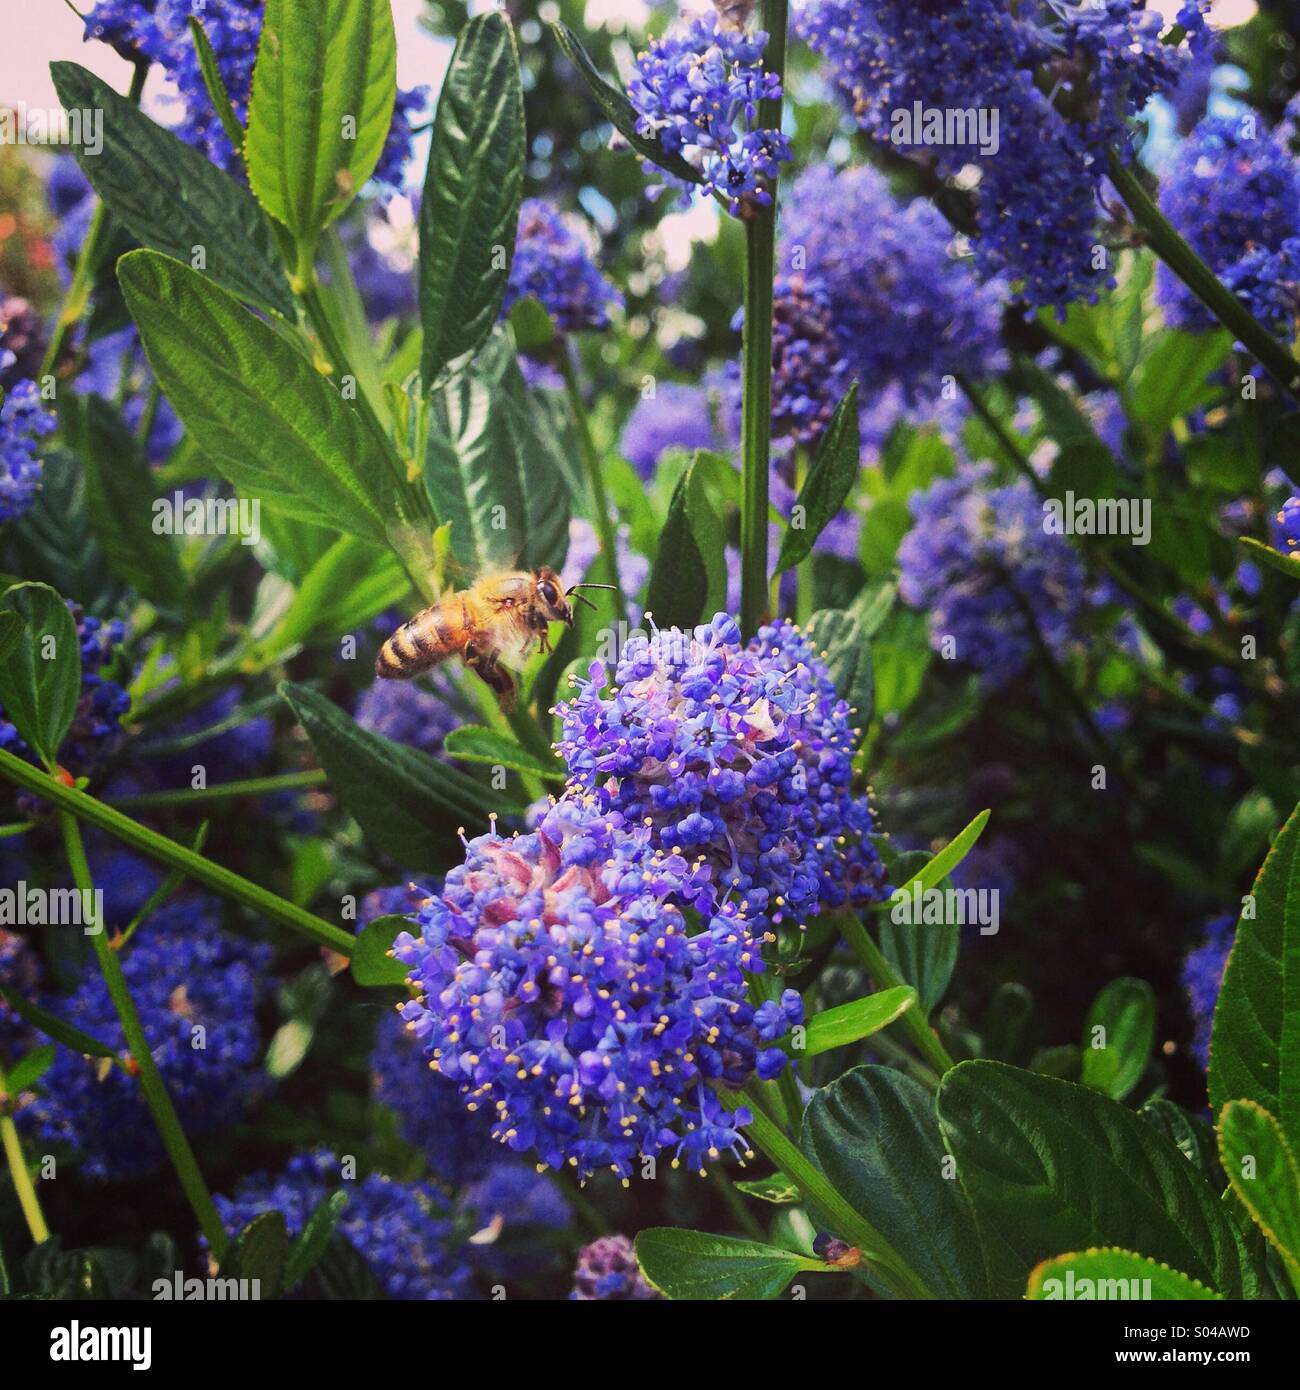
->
1240 536 1300 583
246 0 396 245
119 250 396 546
0 582 81 770
442 726 564 781
5 1044 57 1094
634 1229 832 1300
735 1173 801 1205
784 987 915 1060
1218 1099 1300 1294
1081 977 1156 1102
49 61 293 316
878 809 990 907
1027 1248 1221 1300
776 382 860 572
1209 803 1300 1155
351 914 413 988
419 13 524 387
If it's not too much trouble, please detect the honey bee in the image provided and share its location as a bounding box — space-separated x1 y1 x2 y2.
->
375 567 613 708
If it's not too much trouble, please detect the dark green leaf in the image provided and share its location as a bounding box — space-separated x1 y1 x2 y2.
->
1218 1100 1300 1292
643 450 726 629
805 608 873 733
221 1211 288 1297
634 1228 828 1300
936 1060 1256 1298
5 1044 56 1093
1139 1099 1223 1186
302 1232 383 1299
350 914 412 988
419 13 524 387
1027 1248 1221 1300
284 1191 350 1290
0 612 21 666
1081 977 1156 1101
0 582 81 769
442 726 564 780
187 17 247 156
776 382 860 571
48 61 293 316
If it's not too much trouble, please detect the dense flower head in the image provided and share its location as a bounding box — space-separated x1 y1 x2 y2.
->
796 1 1198 314
0 378 55 525
1157 115 1300 332
1182 913 1233 1069
628 11 791 215
82 1 425 187
558 614 888 924
1272 496 1300 558
766 273 854 448
571 1234 660 1300
778 164 1006 401
897 461 1089 685
19 898 271 1178
619 381 721 481
356 674 461 758
213 1150 473 1300
501 200 622 334
391 797 795 1180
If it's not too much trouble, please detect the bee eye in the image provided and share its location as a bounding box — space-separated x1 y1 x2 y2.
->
539 580 559 607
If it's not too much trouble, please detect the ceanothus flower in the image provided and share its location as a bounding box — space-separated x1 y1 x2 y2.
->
619 381 722 481
213 1150 473 1300
18 898 271 1178
356 674 461 759
766 273 854 449
1 379 55 525
1272 496 1300 558
558 614 888 926
897 461 1089 685
1182 913 1233 1069
391 797 791 1181
571 1234 661 1300
501 200 622 334
628 10 791 215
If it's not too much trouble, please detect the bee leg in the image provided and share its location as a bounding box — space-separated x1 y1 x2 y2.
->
465 643 517 711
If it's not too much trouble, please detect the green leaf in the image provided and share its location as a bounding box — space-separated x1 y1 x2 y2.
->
0 986 117 1059
4 1044 56 1094
785 987 915 1060
48 61 293 316
119 250 396 546
776 383 860 572
350 914 412 988
1081 977 1156 1102
1209 802 1300 1154
66 395 186 607
936 1060 1256 1298
442 726 563 780
303 1232 383 1299
424 328 570 574
734 1173 800 1205
1139 1099 1224 1186
419 13 524 388
1218 1099 1300 1293
281 681 492 870
633 1229 830 1300
1240 535 1300 582
0 582 81 769
643 450 726 630
0 611 20 666
1027 1248 1222 1301
804 608 873 733
245 0 396 244
1129 328 1233 442
801 1066 991 1298
549 24 703 186
883 809 991 906
187 16 247 157
221 1211 288 1297
284 1191 349 1291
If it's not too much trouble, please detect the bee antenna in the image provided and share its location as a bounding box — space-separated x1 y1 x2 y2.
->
572 592 600 612
566 582 618 595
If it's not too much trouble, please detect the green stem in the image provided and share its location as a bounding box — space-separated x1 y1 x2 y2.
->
0 749 352 955
793 447 814 625
60 815 228 1260
108 769 327 810
1106 151 1300 394
738 0 789 638
834 913 956 1075
722 1085 933 1299
0 1071 51 1246
558 349 625 625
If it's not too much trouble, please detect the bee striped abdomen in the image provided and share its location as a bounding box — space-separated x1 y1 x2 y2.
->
375 600 460 679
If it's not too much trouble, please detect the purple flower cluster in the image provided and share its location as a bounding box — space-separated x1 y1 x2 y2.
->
1157 116 1300 333
502 200 622 334
1272 496 1300 558
796 1 1199 313
1181 913 1233 1069
767 273 854 448
897 462 1088 685
571 1234 660 1300
628 11 791 215
619 381 722 481
0 379 55 525
356 675 461 759
214 1150 473 1300
18 898 271 1178
82 0 425 187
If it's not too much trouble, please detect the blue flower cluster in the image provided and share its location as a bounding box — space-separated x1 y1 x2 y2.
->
214 1150 473 1300
628 11 791 215
19 898 271 1178
897 462 1088 685
1182 913 1233 1069
767 273 854 448
82 0 425 187
1272 496 1300 558
571 1234 660 1300
1157 115 1300 333
795 1 1200 313
356 676 461 759
778 164 1006 404
502 200 622 335
558 615 889 925
1 379 55 525
619 381 721 481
